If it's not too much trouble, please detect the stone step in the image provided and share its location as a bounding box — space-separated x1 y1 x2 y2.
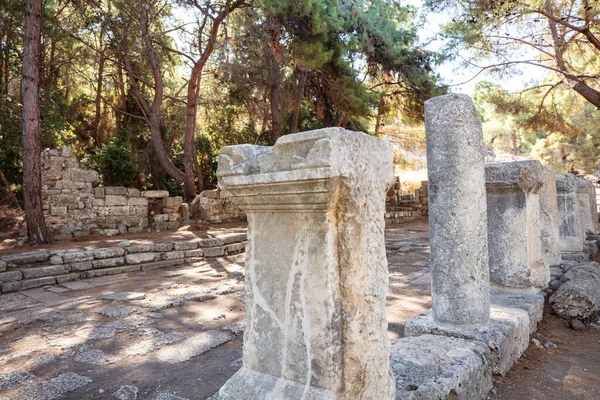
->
0 233 247 294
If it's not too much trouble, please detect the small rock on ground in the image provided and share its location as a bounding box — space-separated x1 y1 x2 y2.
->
569 319 586 331
112 385 139 400
74 349 119 365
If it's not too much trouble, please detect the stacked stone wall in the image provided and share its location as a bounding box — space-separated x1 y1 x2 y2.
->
192 189 246 223
41 148 185 239
385 179 428 224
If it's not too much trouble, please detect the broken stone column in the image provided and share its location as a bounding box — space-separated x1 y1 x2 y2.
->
485 160 549 291
586 180 600 234
556 174 584 253
216 128 395 399
424 93 490 328
539 166 562 267
576 177 592 236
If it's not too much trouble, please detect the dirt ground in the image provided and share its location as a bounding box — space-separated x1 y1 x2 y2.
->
0 217 599 399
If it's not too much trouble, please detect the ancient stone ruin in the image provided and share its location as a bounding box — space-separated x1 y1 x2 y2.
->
217 128 396 399
40 147 187 239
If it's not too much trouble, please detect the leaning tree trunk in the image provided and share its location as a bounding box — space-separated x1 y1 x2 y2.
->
22 0 48 244
289 69 308 134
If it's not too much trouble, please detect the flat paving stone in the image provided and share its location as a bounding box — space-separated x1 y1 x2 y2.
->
0 370 36 392
61 280 95 291
96 306 138 318
5 372 92 400
74 349 119 365
102 292 146 301
75 326 117 340
155 330 232 364
0 292 39 311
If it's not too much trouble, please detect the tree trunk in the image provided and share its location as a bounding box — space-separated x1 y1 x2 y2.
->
92 25 106 144
375 96 384 135
22 0 48 244
268 27 283 144
290 69 308 133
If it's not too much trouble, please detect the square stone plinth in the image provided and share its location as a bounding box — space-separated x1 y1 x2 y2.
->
404 292 544 376
391 334 493 400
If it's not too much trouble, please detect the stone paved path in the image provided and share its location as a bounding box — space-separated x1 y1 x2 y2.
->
0 219 432 399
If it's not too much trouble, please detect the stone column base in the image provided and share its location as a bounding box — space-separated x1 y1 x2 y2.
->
218 367 336 400
404 292 544 376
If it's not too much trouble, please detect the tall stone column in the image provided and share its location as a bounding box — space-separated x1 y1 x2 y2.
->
587 181 600 234
539 166 562 267
216 128 395 399
556 174 584 253
485 160 549 290
424 93 490 328
576 177 592 236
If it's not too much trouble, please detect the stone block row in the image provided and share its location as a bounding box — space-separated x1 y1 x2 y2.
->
0 232 247 293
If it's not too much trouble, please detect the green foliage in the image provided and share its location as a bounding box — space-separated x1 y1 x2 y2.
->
82 141 140 187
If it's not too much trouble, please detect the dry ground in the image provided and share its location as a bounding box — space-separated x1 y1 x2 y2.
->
0 218 599 399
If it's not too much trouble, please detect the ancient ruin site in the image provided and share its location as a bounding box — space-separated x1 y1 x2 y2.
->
2 1 600 399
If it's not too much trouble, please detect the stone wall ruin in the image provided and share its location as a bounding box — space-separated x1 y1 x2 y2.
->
40 147 186 240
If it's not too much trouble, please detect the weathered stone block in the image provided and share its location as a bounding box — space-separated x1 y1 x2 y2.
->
225 243 245 253
105 195 127 206
1 251 51 265
141 190 169 198
125 253 157 264
217 128 395 399
202 246 226 258
173 241 198 251
485 160 548 290
92 247 126 259
153 214 169 223
163 196 183 208
179 203 189 220
85 265 141 278
152 243 174 252
1 276 56 293
587 181 599 234
184 249 204 258
556 174 584 252
62 251 94 263
196 237 225 248
539 166 562 267
127 197 148 206
50 205 67 216
70 261 93 271
94 187 105 199
56 273 80 283
391 335 492 400
0 270 23 283
220 232 247 245
21 265 70 279
0 260 6 272
92 257 126 269
166 221 180 230
550 262 600 320
127 188 140 197
140 259 185 271
162 251 184 260
104 187 128 196
69 168 99 183
127 244 152 253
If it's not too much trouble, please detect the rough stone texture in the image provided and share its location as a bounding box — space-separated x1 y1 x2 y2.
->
39 148 189 239
485 160 548 290
155 330 232 364
125 253 157 264
102 292 147 301
0 260 7 271
4 372 92 400
405 292 543 376
1 251 50 265
550 262 600 321
391 335 493 400
539 166 562 267
217 128 396 399
585 180 599 234
556 174 584 252
113 385 139 400
576 177 593 237
424 93 490 327
0 370 36 392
